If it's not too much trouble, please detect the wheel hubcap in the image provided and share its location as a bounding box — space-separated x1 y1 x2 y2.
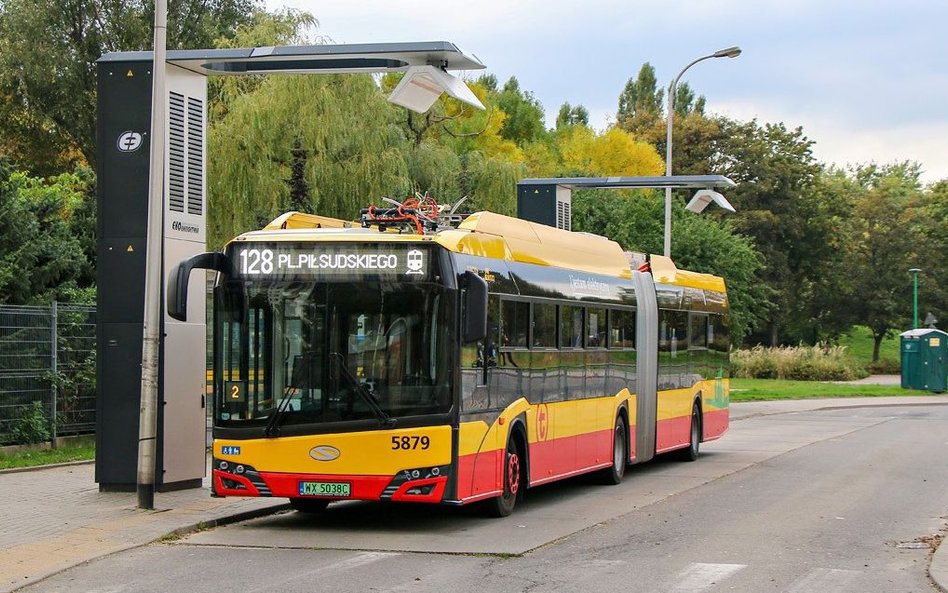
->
507 452 520 495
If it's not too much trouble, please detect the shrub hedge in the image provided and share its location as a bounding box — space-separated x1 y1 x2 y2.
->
731 344 868 381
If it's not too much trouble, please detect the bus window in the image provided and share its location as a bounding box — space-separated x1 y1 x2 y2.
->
586 307 606 348
690 315 709 349
708 314 731 379
559 305 583 349
659 310 688 353
500 300 528 348
218 300 273 421
531 302 556 348
609 309 635 349
709 314 729 352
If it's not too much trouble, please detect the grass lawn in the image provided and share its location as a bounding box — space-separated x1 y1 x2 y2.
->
0 442 95 470
730 378 933 401
838 325 901 369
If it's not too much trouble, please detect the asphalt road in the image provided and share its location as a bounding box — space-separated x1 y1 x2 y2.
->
22 404 948 593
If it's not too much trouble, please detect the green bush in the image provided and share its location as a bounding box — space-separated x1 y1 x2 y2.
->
867 358 901 374
731 347 779 379
732 344 867 381
11 401 50 445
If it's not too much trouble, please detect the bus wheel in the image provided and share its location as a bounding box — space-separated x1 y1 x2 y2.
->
600 415 627 485
289 498 330 513
486 435 523 517
676 404 701 462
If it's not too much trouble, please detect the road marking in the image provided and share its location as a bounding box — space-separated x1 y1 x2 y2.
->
326 551 399 572
587 559 627 567
783 568 861 593
671 562 746 592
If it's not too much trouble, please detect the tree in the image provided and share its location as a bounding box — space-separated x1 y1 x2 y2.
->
917 179 948 327
0 163 95 304
614 63 723 196
556 103 589 128
208 73 410 248
555 126 663 177
208 8 319 121
710 118 828 345
493 77 547 145
844 163 925 360
616 63 663 135
0 0 259 175
672 82 705 118
795 167 861 340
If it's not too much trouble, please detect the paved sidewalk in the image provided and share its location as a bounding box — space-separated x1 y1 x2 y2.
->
0 462 286 593
836 373 902 385
2 393 948 593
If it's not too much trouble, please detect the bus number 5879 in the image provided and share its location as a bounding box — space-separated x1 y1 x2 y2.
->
391 436 430 450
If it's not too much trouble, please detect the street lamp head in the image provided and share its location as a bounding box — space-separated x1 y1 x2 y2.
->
910 268 922 274
713 46 742 59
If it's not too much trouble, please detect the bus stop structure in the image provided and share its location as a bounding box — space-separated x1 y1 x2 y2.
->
515 175 736 231
95 42 485 492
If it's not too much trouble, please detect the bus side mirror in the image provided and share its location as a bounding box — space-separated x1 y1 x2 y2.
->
167 252 230 322
461 270 488 343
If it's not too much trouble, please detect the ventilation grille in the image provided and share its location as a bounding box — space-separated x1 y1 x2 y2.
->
168 92 186 213
167 91 204 215
556 199 571 231
187 97 204 215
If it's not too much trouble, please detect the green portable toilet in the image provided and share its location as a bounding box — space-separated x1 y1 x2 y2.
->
900 328 947 392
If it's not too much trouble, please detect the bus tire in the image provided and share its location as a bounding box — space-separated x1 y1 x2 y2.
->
676 403 701 462
599 415 627 485
485 432 524 517
289 498 330 513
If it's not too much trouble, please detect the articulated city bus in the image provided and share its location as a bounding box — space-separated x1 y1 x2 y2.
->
170 205 729 516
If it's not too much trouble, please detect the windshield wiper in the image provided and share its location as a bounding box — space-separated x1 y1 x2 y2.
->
330 352 396 427
264 386 296 437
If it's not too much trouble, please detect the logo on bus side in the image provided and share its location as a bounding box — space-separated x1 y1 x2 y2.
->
309 445 341 461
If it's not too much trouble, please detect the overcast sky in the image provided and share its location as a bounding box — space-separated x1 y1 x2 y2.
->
264 0 947 184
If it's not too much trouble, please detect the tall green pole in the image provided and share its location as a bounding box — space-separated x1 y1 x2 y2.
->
910 268 921 329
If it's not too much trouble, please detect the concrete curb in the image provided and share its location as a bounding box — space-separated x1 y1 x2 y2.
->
931 538 948 593
729 396 948 421
153 502 292 542
0 460 94 476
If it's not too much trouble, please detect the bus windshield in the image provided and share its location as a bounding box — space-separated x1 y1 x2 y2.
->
214 279 453 431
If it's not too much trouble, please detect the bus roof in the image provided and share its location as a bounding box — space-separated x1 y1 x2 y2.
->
235 210 726 293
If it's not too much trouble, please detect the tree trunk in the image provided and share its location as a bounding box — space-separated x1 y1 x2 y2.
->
872 332 883 362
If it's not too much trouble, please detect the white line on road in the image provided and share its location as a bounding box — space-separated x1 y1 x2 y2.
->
326 551 400 572
670 562 747 592
783 568 861 593
246 551 399 593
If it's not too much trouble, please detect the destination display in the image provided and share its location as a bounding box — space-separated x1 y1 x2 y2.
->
228 242 433 281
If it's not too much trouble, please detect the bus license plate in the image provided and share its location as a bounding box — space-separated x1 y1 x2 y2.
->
298 481 350 497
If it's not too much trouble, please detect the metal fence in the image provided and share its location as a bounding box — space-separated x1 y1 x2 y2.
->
0 303 96 445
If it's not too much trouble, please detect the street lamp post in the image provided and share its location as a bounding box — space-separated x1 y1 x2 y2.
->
664 46 741 258
910 268 921 329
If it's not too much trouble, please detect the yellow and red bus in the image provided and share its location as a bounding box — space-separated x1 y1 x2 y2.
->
170 207 729 516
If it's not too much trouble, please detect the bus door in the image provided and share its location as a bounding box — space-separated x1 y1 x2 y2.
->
632 269 658 463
